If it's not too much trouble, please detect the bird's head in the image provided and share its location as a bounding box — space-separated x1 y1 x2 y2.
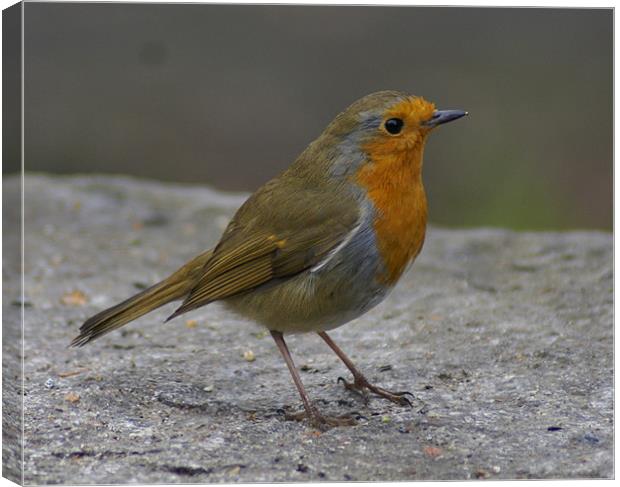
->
331 90 466 152
290 90 466 186
314 91 467 179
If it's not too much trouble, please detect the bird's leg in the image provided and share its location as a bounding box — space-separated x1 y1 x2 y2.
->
270 331 356 430
317 331 413 407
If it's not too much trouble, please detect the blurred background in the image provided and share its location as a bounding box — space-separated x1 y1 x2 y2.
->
14 3 612 230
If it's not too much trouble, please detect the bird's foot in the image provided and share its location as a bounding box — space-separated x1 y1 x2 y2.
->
337 375 414 407
282 404 358 430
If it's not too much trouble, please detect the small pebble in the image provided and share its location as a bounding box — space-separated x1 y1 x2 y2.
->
64 392 80 403
45 378 56 389
60 290 88 306
423 446 443 458
475 468 490 479
583 434 599 444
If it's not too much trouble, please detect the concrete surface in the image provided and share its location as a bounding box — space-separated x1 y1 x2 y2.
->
2 174 613 483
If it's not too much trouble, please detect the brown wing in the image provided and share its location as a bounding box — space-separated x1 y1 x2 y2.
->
167 177 360 320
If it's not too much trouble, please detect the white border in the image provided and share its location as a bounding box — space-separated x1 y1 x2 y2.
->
0 2 615 487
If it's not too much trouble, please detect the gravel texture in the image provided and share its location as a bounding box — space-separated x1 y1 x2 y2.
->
2 174 614 483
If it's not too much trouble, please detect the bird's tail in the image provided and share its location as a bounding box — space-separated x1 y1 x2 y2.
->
70 249 213 347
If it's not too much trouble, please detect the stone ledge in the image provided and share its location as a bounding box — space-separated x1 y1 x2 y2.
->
2 174 613 482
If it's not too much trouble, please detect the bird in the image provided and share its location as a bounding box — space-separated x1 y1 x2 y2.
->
71 90 467 429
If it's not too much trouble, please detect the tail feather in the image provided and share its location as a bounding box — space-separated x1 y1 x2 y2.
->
70 249 213 347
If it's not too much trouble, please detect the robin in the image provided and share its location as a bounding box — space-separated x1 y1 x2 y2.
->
71 90 467 429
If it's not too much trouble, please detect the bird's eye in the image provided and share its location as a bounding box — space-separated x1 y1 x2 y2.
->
384 118 404 135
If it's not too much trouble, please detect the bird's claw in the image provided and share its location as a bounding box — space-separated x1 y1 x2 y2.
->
338 376 370 404
337 375 414 407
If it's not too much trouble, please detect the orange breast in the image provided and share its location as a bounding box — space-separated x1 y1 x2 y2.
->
355 141 428 285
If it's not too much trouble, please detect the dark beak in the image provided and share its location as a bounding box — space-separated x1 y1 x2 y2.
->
423 109 468 128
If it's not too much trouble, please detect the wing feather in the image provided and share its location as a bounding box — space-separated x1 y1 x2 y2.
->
202 234 274 279
167 180 361 320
